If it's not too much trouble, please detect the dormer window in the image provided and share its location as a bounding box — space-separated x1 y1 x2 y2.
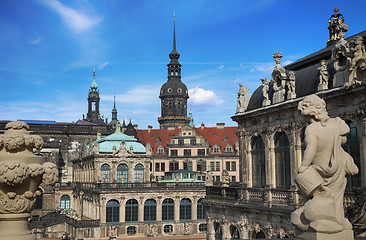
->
157 147 164 155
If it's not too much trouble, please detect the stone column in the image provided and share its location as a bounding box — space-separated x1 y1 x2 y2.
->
120 197 125 223
207 216 215 240
192 196 198 222
138 197 144 223
128 163 134 183
174 197 180 222
156 196 162 222
101 197 106 223
0 121 58 240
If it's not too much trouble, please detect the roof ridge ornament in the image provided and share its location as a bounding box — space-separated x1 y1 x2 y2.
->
328 8 348 44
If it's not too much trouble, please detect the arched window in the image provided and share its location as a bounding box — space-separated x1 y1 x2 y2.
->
230 225 240 240
252 136 265 187
343 121 361 191
117 164 128 183
144 199 157 222
197 199 206 220
34 188 43 209
162 198 174 221
180 198 192 221
214 222 222 240
125 199 138 222
106 200 119 224
274 132 291 188
101 164 110 183
135 164 144 183
60 195 70 210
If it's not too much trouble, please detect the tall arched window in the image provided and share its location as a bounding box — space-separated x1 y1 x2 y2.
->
180 198 192 221
252 136 265 187
125 199 138 222
34 188 43 210
343 120 361 191
230 225 240 240
214 222 222 240
197 198 206 220
106 200 119 224
117 164 128 183
274 132 291 188
135 164 144 183
60 195 70 210
144 199 157 222
162 198 174 221
101 164 110 183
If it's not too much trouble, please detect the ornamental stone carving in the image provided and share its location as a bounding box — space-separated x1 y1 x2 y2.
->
345 35 366 88
0 121 58 240
287 71 296 99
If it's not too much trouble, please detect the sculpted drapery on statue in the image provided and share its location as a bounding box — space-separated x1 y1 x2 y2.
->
291 95 359 240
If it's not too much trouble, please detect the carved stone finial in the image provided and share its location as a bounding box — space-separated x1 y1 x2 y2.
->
271 52 287 104
328 8 348 43
0 121 58 240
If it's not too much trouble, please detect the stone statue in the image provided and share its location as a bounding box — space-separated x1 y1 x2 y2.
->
317 60 329 91
145 143 152 156
345 35 366 88
291 94 359 240
112 140 133 157
205 170 213 186
260 78 271 106
236 84 249 113
0 121 58 240
271 52 287 104
222 169 230 187
331 31 351 87
287 71 296 99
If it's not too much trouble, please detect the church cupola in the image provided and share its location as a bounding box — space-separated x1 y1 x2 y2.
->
158 15 190 129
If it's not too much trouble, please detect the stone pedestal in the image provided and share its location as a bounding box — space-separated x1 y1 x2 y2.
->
318 83 328 91
262 99 271 107
273 89 285 104
333 71 350 87
287 92 296 100
295 228 354 240
0 213 35 240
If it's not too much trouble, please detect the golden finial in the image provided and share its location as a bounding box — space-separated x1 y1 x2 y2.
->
334 8 339 13
174 12 175 22
93 67 95 73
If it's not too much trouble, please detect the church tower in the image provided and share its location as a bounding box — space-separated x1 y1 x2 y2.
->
109 95 119 129
158 16 190 129
85 69 103 124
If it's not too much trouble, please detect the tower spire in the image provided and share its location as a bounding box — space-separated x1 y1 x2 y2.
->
173 13 176 52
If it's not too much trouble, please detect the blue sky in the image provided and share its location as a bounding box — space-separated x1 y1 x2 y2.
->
0 0 365 129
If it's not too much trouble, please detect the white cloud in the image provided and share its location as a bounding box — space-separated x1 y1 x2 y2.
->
283 60 293 66
43 0 102 33
218 65 224 69
31 35 44 44
188 87 224 111
102 86 160 105
98 62 109 70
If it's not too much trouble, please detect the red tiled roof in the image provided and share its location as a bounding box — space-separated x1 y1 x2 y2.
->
136 125 238 155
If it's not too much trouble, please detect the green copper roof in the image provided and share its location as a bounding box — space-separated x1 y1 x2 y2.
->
95 129 146 153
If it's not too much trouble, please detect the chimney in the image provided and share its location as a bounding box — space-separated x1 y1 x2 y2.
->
148 125 153 133
216 123 225 129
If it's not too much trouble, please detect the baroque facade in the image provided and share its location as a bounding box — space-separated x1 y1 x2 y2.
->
205 9 366 239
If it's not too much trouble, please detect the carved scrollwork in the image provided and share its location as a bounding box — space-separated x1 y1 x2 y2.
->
0 190 38 214
42 162 58 185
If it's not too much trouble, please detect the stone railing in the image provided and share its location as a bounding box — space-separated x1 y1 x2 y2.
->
73 181 205 192
206 185 355 209
29 211 99 229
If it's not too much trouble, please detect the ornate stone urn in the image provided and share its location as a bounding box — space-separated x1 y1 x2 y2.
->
0 121 58 240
